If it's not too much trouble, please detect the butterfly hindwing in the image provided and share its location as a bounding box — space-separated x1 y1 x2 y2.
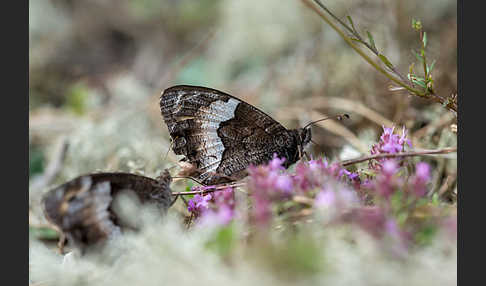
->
160 85 303 185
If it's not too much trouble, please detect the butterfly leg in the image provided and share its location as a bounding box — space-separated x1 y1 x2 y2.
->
303 151 311 161
170 194 179 207
57 232 66 255
181 195 189 208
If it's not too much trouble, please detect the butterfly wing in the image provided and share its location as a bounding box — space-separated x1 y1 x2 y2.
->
160 85 300 185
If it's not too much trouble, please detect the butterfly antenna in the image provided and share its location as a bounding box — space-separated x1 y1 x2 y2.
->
303 113 350 129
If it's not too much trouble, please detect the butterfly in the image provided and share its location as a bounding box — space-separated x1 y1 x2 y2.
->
160 85 313 186
42 170 172 252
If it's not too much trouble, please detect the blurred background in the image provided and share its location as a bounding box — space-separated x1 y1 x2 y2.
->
29 0 457 224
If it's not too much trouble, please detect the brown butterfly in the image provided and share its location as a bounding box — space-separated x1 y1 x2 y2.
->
42 170 172 252
160 85 314 185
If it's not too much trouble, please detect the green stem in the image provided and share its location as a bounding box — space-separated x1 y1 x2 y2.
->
302 0 425 96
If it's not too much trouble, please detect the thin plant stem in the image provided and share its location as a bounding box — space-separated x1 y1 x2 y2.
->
312 0 410 84
171 182 246 196
301 0 457 115
301 0 422 95
339 147 457 167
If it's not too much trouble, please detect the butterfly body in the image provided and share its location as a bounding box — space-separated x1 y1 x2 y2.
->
160 85 311 185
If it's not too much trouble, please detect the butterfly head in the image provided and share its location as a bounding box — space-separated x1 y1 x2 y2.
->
296 127 312 158
298 127 312 147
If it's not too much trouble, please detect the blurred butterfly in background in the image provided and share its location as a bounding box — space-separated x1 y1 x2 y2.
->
42 170 173 253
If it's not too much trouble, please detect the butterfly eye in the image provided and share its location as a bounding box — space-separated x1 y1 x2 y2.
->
301 128 312 145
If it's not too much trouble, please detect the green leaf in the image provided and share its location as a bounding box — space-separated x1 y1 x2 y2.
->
185 182 193 192
396 212 408 225
66 83 90 116
422 32 427 47
391 190 404 212
29 226 59 240
347 15 357 32
205 224 235 257
427 60 436 74
431 192 440 205
413 50 424 63
412 77 427 88
415 224 438 246
29 146 45 177
378 54 394 69
367 31 377 51
409 63 415 77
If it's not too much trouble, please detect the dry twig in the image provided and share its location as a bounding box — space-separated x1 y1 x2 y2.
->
339 147 456 166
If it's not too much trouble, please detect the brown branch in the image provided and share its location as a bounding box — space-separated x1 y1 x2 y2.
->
171 182 246 196
339 147 457 167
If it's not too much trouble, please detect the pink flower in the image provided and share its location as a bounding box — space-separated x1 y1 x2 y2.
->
314 183 358 215
370 125 412 170
248 155 294 197
353 206 387 238
212 187 235 208
253 196 272 226
247 154 297 226
409 162 431 197
309 158 327 172
371 160 402 199
315 189 336 207
274 174 293 194
187 194 212 214
198 205 235 227
415 162 431 181
399 126 412 147
382 160 399 175
292 159 359 193
268 153 286 171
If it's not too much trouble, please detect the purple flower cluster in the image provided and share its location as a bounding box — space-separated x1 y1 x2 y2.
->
408 162 431 197
247 154 294 197
247 154 294 226
371 160 403 199
314 182 359 221
365 159 431 200
187 193 212 215
370 126 412 170
294 158 359 192
246 154 359 226
187 187 236 226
